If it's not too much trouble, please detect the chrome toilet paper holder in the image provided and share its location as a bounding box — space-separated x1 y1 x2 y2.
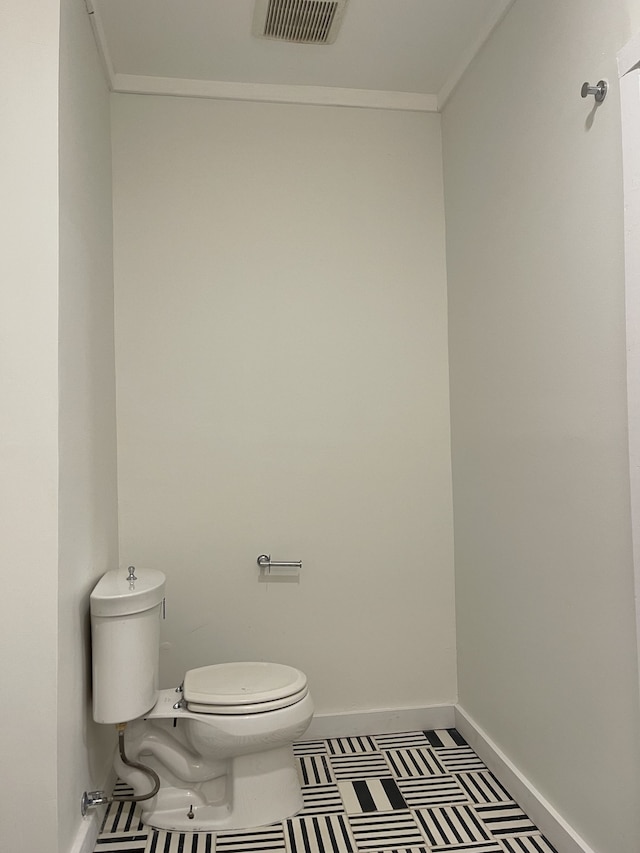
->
257 554 302 572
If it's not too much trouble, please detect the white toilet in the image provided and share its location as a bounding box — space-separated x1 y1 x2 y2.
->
90 567 314 832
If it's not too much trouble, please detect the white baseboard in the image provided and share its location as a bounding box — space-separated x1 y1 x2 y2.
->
305 703 455 740
68 766 117 853
69 812 100 853
69 704 596 853
454 705 597 853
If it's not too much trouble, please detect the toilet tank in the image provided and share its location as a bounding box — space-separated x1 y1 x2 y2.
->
90 568 166 724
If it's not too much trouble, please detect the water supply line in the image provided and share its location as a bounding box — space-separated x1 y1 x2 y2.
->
81 723 161 816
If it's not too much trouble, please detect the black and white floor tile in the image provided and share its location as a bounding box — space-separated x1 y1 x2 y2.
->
216 825 285 852
93 728 558 853
299 783 345 815
385 747 447 778
298 754 334 785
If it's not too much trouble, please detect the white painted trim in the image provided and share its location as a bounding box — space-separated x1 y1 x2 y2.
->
437 0 515 110
86 1 510 113
67 765 116 853
85 0 116 88
618 34 640 711
305 703 455 740
618 29 640 78
68 813 101 853
86 0 438 112
110 74 439 112
455 706 597 853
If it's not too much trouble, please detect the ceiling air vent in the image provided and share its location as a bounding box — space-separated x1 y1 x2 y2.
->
253 0 349 45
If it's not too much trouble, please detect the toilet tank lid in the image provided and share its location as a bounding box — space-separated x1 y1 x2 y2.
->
184 662 307 706
90 568 166 617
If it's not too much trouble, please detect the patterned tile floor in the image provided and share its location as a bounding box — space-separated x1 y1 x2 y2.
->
94 728 557 853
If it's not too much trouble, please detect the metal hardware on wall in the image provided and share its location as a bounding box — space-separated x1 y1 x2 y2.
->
257 554 302 571
581 80 608 103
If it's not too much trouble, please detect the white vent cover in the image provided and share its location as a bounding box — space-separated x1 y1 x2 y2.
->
253 0 348 45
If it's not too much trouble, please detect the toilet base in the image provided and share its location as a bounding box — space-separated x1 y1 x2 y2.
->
113 687 313 832
131 745 303 832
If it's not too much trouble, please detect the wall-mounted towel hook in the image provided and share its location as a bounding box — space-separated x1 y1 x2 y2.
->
581 80 607 103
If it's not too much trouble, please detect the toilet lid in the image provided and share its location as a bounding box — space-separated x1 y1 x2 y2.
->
183 662 307 708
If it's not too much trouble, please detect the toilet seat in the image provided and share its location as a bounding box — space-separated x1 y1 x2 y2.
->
184 662 308 715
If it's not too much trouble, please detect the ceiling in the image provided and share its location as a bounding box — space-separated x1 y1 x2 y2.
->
88 0 513 111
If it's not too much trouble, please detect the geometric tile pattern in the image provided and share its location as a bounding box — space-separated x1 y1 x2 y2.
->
414 805 494 846
373 731 431 750
431 844 503 853
338 778 407 813
329 752 392 780
424 730 467 748
298 754 334 785
294 740 329 756
286 813 355 852
93 728 558 853
501 837 559 852
215 825 285 852
99 784 145 836
93 833 148 853
299 783 345 815
349 811 426 850
385 747 447 778
437 747 488 774
327 736 378 755
473 803 539 837
397 774 468 807
147 830 215 852
455 771 511 804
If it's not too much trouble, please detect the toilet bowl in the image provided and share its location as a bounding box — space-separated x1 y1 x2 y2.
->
90 569 314 832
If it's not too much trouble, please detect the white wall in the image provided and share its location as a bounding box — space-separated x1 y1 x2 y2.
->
111 95 456 714
0 2 118 851
442 1 640 851
58 0 119 849
630 0 640 33
0 2 60 850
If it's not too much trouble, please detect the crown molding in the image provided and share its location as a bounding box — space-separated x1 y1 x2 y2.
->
88 0 513 114
437 0 515 110
111 74 439 112
618 28 640 78
85 0 115 84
